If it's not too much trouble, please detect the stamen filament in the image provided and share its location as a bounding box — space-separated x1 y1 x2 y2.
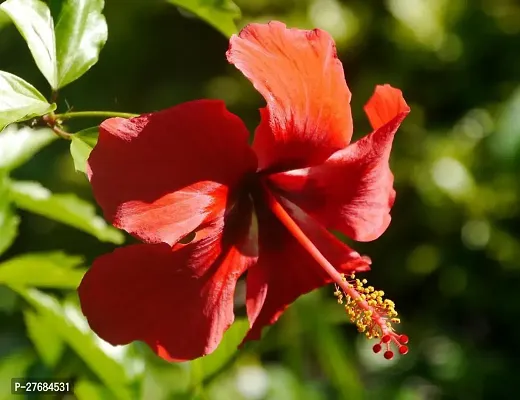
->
262 182 408 358
264 187 390 329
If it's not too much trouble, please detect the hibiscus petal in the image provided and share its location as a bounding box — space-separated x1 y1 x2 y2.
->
227 21 353 171
364 84 409 130
269 85 410 242
88 100 257 245
78 199 257 361
242 193 370 344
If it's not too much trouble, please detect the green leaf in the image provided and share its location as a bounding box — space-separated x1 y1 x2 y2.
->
70 126 98 173
298 293 363 400
167 0 241 37
190 318 248 386
0 9 11 30
0 125 56 171
490 86 520 163
0 174 19 256
0 207 18 257
0 251 85 288
0 0 108 89
140 366 190 399
75 380 114 400
24 309 65 367
0 351 35 400
0 0 58 88
9 180 124 244
0 286 18 313
54 0 108 88
0 71 56 131
12 288 134 400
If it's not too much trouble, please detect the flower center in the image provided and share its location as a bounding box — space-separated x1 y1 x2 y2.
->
261 181 409 359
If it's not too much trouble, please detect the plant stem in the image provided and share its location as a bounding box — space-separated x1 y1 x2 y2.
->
50 90 58 104
54 111 139 120
51 125 73 140
42 113 73 140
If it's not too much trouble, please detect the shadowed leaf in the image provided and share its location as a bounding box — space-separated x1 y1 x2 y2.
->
167 0 240 37
70 126 98 173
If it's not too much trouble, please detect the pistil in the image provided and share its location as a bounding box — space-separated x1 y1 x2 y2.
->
263 183 408 359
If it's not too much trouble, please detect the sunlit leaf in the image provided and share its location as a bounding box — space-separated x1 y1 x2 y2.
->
75 379 113 400
0 9 11 30
190 318 248 386
167 0 240 37
70 126 98 173
24 310 65 367
12 287 135 400
0 0 58 88
0 71 55 131
9 180 124 244
54 0 108 88
0 207 18 257
0 126 56 171
0 174 19 256
0 251 85 288
1 0 108 89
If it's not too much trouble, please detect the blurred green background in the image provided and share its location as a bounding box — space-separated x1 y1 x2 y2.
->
1 0 520 399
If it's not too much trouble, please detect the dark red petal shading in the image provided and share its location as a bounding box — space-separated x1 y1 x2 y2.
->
242 193 370 344
78 200 258 361
88 100 257 245
269 85 410 242
227 21 353 171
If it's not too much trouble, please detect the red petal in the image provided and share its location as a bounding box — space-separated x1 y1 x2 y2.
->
88 100 257 245
78 200 257 361
269 85 410 242
364 84 409 130
242 194 370 344
227 21 353 171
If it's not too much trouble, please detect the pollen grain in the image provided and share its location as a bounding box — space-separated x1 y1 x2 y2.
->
333 273 409 359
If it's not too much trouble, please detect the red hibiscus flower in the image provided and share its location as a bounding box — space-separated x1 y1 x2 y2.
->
78 21 410 362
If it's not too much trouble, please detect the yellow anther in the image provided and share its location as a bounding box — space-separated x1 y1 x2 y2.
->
331 273 403 345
